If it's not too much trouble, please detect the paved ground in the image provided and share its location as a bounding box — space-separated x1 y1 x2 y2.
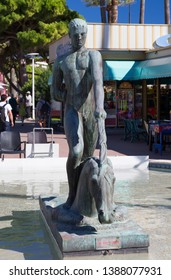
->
9 118 171 161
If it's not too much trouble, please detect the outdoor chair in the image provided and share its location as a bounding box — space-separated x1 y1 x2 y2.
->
124 119 132 141
27 128 54 158
0 131 26 158
130 119 147 143
27 131 48 144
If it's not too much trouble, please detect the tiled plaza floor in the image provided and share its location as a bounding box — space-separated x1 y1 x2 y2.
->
9 119 171 161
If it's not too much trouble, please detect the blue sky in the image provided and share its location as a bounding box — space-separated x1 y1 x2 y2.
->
66 0 171 24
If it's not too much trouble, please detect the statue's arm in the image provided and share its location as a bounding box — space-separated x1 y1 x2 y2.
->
90 51 107 164
51 59 66 102
90 50 106 118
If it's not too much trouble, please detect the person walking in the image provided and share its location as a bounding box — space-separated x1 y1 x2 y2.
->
25 91 32 119
8 93 18 124
36 96 51 128
0 94 14 132
18 96 26 126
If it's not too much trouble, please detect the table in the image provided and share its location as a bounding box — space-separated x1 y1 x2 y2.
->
151 122 171 154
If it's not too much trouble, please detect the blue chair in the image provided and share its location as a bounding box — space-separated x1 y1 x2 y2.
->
153 129 171 155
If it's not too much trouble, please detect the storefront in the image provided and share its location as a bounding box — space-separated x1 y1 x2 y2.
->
103 78 171 127
104 80 136 127
103 50 171 126
103 60 142 127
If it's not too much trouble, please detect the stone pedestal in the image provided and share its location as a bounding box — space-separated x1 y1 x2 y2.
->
39 195 149 259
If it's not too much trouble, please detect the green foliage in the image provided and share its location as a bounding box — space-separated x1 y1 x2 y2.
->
0 0 80 50
35 68 52 102
21 66 52 102
0 0 81 91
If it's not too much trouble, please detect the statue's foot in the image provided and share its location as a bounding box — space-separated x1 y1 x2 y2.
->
63 196 74 210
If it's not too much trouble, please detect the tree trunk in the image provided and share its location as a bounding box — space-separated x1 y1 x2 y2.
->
164 0 170 24
139 0 145 24
19 58 28 87
100 0 106 23
10 68 18 97
107 0 118 23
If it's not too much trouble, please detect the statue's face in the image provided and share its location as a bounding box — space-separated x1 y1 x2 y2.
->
69 26 87 51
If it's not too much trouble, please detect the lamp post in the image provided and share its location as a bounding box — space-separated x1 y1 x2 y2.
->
26 53 40 120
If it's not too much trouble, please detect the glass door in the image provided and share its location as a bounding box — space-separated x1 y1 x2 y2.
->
117 82 134 127
104 82 117 127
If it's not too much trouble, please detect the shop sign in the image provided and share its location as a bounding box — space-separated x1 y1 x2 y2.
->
119 81 133 89
155 34 171 48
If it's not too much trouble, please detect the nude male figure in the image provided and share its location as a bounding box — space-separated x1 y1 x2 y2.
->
51 18 106 208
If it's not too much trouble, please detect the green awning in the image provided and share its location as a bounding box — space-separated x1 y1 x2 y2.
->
137 57 171 79
103 60 141 81
104 58 171 81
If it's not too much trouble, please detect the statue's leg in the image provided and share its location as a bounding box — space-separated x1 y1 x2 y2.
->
64 108 84 208
82 114 98 160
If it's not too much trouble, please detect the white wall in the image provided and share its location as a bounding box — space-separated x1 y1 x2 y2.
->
49 23 171 63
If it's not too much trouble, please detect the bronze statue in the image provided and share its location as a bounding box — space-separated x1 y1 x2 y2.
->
51 18 117 223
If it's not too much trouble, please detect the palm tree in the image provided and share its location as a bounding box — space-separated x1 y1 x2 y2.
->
164 0 170 24
139 0 145 24
83 0 131 23
83 0 107 23
106 0 118 23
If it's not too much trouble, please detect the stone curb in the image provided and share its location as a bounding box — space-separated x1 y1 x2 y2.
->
149 160 171 171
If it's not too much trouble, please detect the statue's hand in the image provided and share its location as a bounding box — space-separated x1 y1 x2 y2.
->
94 109 107 120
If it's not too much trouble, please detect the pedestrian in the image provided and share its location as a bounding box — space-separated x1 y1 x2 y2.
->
36 96 51 127
25 91 32 119
8 93 18 124
18 96 26 126
0 94 14 132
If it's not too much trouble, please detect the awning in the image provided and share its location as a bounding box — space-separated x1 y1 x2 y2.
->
137 57 171 79
103 60 141 81
104 58 171 81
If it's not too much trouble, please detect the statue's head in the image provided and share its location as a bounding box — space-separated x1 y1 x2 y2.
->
69 18 87 51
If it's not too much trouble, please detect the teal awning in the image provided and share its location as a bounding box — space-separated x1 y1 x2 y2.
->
104 58 171 81
137 57 171 79
103 60 141 81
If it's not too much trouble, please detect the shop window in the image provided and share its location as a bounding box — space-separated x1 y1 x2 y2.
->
104 82 117 127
